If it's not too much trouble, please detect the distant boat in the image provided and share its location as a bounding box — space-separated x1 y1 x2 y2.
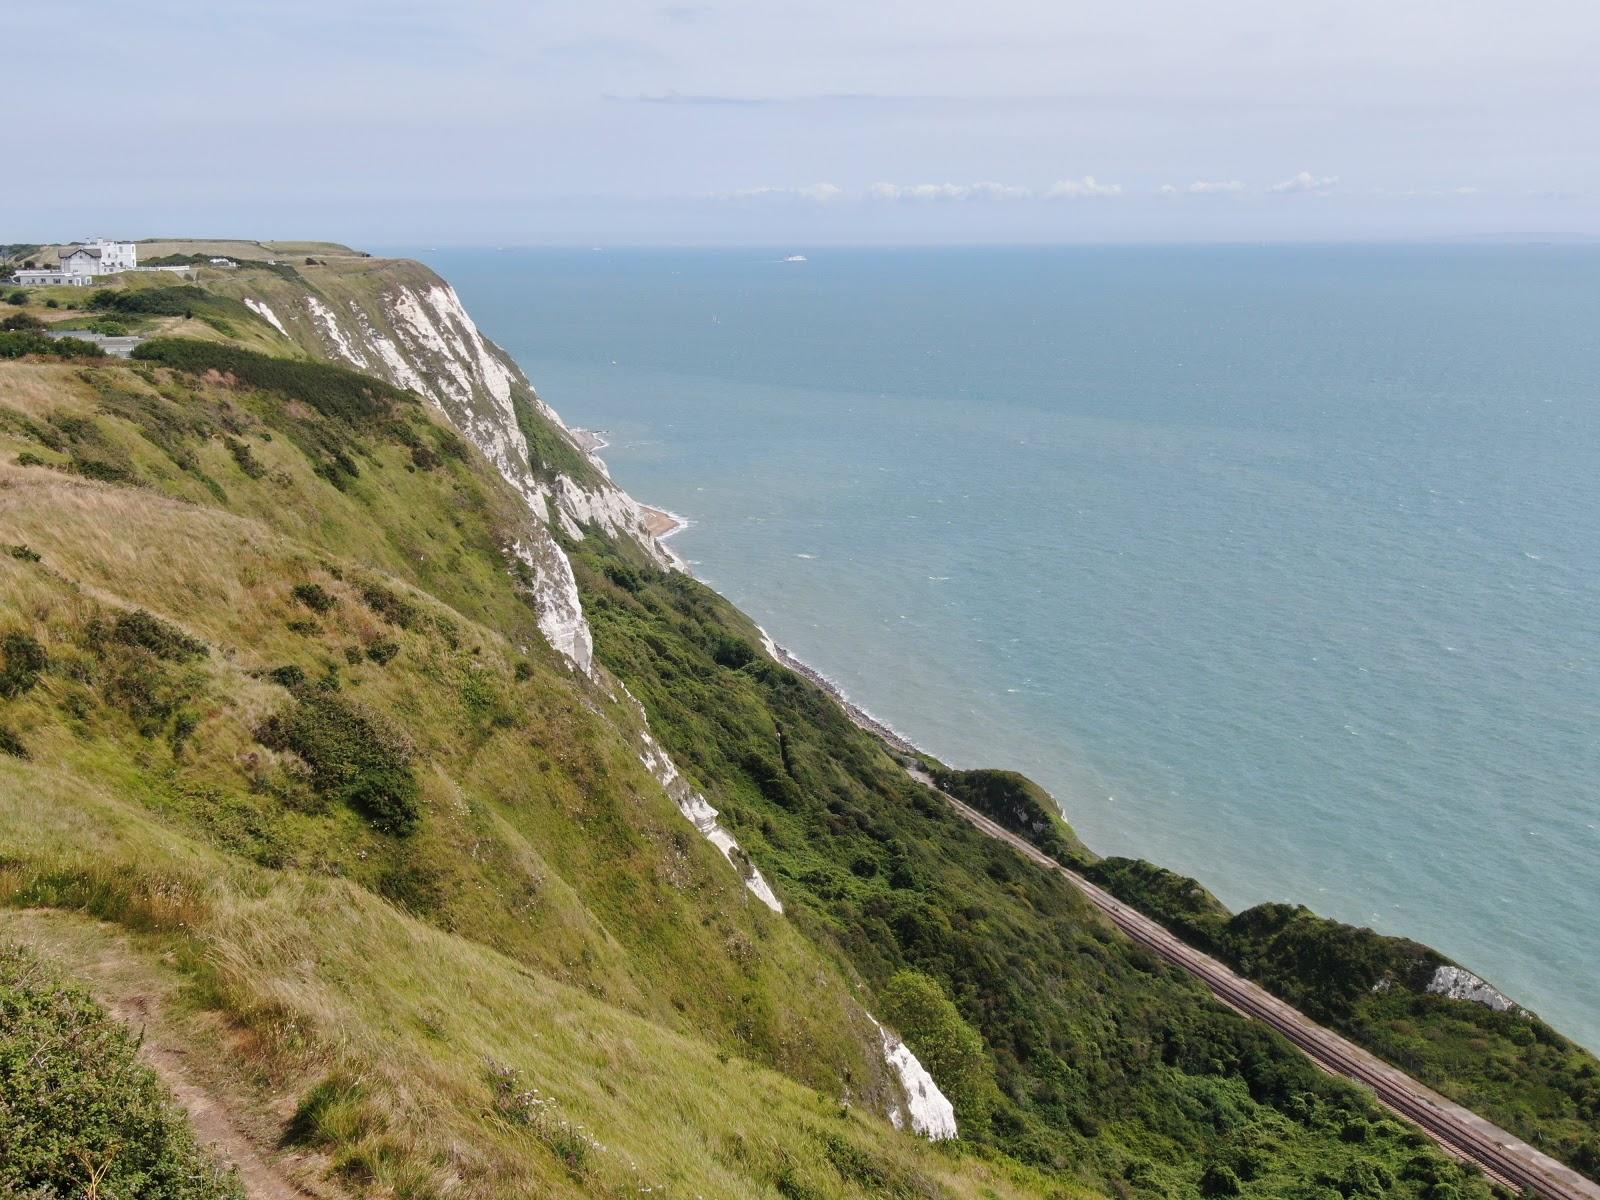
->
783 254 808 263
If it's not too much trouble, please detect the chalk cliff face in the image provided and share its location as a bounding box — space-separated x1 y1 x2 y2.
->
229 265 681 676
221 257 956 1137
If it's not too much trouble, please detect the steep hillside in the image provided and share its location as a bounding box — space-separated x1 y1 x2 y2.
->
0 250 1516 1200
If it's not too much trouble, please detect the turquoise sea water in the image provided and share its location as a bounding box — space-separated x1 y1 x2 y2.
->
424 246 1600 1050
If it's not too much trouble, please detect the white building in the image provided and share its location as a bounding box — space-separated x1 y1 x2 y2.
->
61 239 138 278
11 267 90 287
10 240 138 287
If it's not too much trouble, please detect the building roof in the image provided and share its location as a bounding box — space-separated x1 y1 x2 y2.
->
63 246 103 259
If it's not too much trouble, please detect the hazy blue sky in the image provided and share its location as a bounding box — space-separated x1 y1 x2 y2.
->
10 0 1600 243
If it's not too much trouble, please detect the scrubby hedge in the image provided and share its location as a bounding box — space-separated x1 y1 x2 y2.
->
0 945 243 1200
257 693 419 835
933 766 1093 866
568 533 1497 1198
132 337 416 423
0 329 104 360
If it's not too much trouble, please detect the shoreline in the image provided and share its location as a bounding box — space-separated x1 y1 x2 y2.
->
761 633 925 759
639 503 689 540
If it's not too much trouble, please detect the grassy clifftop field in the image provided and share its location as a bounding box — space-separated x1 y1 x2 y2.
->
0 245 1528 1200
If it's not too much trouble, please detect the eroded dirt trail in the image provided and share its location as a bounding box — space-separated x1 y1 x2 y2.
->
3 911 322 1200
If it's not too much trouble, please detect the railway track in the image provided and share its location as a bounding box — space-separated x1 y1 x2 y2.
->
915 771 1600 1200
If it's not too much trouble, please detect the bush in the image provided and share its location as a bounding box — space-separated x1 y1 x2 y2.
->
364 639 399 666
0 724 28 758
7 544 40 562
89 285 211 316
1200 1163 1243 1197
6 290 26 306
267 664 307 689
132 338 416 422
0 944 243 1200
108 610 208 661
224 436 264 478
358 581 420 630
880 969 996 1130
0 631 47 698
257 693 419 834
292 582 338 613
0 312 43 331
15 452 49 467
0 330 104 360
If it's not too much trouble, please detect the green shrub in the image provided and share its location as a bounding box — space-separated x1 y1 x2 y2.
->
0 631 47 698
108 610 208 662
132 338 415 422
292 582 338 613
880 969 996 1131
0 944 243 1200
257 693 419 835
0 724 28 758
358 581 420 630
0 330 104 360
0 312 43 331
1200 1163 1243 1197
6 290 26 306
15 452 49 467
224 436 264 478
70 454 135 484
6 544 40 562
267 664 307 689
365 639 399 666
89 285 215 317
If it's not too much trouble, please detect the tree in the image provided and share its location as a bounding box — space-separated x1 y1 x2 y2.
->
881 970 997 1131
1200 1163 1243 1197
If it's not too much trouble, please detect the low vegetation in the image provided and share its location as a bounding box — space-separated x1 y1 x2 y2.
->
0 944 242 1200
1081 859 1600 1181
567 529 1497 1198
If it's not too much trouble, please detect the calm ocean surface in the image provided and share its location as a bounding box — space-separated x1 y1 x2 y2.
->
424 246 1599 1050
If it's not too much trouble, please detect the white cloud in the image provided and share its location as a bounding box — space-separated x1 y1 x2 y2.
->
798 181 844 202
1159 179 1247 195
1047 175 1122 199
1188 179 1246 194
867 180 1032 201
726 182 843 202
1269 170 1338 195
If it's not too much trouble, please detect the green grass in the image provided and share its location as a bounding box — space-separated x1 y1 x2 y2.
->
0 354 1072 1199
0 254 1559 1200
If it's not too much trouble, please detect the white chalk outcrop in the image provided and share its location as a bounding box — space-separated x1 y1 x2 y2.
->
873 1019 959 1139
307 295 371 370
1426 965 1524 1014
632 709 783 914
243 297 288 336
295 275 675 672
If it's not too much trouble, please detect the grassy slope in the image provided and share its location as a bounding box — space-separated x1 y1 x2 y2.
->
567 531 1499 1200
0 353 1064 1200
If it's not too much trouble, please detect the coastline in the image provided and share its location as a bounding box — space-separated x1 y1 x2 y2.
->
569 426 687 541
753 628 926 759
639 503 688 540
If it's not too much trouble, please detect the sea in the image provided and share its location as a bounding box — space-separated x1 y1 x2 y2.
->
418 245 1600 1051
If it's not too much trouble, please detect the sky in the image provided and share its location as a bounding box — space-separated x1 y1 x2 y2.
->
9 0 1600 244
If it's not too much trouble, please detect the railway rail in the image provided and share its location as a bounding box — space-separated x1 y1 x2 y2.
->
914 770 1599 1200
